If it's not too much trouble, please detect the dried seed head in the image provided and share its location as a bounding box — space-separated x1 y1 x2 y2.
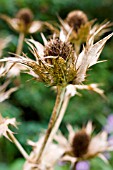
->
44 38 73 60
16 8 33 25
66 10 88 32
72 130 90 157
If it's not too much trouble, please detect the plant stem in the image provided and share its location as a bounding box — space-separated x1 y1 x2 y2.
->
48 93 71 145
16 32 25 55
35 86 66 162
8 132 29 160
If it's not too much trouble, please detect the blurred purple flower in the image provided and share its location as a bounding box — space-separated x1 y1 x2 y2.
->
104 114 113 134
108 135 113 146
76 161 90 170
57 160 67 166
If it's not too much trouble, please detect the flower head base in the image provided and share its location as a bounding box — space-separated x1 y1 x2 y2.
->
0 8 43 34
66 10 88 32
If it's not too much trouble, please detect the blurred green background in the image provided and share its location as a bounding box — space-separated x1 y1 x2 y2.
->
0 0 113 169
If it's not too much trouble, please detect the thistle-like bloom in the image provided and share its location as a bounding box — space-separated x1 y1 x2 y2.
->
65 10 88 32
0 27 112 86
0 80 18 102
0 114 17 141
0 8 43 34
59 10 112 46
54 122 113 168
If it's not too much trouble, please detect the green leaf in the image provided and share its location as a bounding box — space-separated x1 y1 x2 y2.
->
9 158 25 170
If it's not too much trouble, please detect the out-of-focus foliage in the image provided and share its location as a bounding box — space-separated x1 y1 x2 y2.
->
0 0 113 169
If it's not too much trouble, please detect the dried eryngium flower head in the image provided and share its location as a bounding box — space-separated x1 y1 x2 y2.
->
66 10 88 32
0 29 113 86
0 8 43 34
72 129 90 157
55 122 113 167
58 12 112 54
16 8 33 25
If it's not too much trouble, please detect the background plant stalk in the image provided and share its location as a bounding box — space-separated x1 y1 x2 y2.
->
16 32 25 55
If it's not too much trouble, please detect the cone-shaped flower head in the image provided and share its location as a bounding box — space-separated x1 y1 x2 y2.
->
0 8 43 34
72 130 90 157
66 10 88 32
55 122 113 168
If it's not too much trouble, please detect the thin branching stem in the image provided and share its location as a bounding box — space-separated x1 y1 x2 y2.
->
35 86 66 163
16 32 25 55
8 132 29 160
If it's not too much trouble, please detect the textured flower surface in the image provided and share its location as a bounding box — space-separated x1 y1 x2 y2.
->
54 122 113 168
0 8 43 34
0 114 17 141
0 27 112 86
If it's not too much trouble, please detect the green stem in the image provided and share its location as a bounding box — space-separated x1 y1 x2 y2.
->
35 86 66 163
16 32 25 55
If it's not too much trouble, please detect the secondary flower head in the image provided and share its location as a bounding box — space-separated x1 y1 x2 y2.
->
0 8 43 34
0 28 112 86
66 10 88 32
55 122 113 168
57 11 112 54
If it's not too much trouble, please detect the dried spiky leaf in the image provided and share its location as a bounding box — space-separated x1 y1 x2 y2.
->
0 114 17 141
74 33 113 84
0 36 11 58
0 80 18 102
